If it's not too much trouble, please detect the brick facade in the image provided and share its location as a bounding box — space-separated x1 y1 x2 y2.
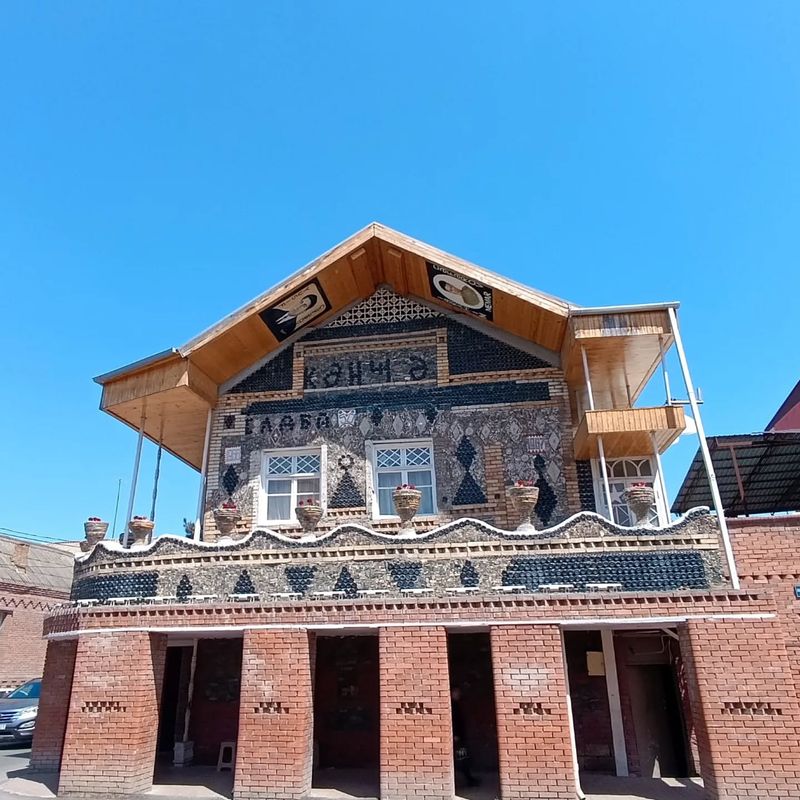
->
0 586 69 692
379 627 453 800
233 629 314 800
491 625 574 800
679 617 800 800
58 632 166 795
29 639 77 771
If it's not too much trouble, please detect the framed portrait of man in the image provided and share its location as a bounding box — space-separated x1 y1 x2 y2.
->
260 279 331 341
426 261 494 320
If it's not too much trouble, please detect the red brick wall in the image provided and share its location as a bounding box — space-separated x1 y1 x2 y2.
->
728 516 800 694
379 627 453 800
0 588 64 691
491 624 574 800
29 639 77 771
233 629 313 800
58 632 167 795
679 617 800 800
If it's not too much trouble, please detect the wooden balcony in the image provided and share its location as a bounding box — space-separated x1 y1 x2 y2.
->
573 405 686 459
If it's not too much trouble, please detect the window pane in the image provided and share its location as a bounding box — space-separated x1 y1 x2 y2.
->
377 471 402 488
405 447 431 467
418 486 435 515
296 454 321 474
407 469 432 488
376 448 402 469
297 477 320 503
267 494 292 520
378 487 395 515
267 456 293 475
267 479 292 495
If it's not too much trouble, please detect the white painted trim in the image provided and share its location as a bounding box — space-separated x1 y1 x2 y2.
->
601 629 629 777
369 438 438 519
45 612 776 640
258 445 326 525
561 630 586 800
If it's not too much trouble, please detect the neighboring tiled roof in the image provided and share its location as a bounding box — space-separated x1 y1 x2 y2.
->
0 535 74 595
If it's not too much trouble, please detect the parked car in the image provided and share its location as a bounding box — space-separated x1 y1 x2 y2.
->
0 679 41 744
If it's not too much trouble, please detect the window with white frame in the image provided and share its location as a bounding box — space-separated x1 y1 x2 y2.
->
371 441 436 517
593 457 666 526
261 448 323 522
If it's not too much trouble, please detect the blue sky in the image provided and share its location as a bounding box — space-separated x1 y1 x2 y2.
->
1 2 798 541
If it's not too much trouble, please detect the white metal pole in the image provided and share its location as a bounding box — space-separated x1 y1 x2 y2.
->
667 308 740 589
182 640 199 742
651 432 671 527
601 629 629 777
123 401 147 548
194 408 213 541
597 438 614 522
658 335 672 405
560 629 586 800
580 346 595 412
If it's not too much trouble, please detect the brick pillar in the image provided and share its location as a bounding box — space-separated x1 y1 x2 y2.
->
233 629 313 800
379 626 453 800
58 632 167 795
491 624 574 800
30 639 77 771
679 618 800 800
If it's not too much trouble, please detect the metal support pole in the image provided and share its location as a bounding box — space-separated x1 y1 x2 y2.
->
123 401 147 548
580 346 596 412
582 346 614 520
194 408 213 541
601 629 629 777
659 334 672 405
560 629 586 800
182 640 198 742
667 308 740 589
651 431 671 527
150 420 164 523
597 437 614 522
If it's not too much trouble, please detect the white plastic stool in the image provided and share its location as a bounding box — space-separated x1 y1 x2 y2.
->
217 741 236 772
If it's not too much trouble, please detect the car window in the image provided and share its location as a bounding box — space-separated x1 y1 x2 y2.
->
7 680 41 700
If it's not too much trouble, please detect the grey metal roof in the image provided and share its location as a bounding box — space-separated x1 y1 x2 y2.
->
0 535 74 595
672 432 800 516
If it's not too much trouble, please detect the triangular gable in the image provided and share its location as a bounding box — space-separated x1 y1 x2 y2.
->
227 287 556 394
180 223 573 385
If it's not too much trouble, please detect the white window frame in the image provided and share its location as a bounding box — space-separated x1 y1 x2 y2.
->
259 445 327 525
591 456 669 526
366 438 438 519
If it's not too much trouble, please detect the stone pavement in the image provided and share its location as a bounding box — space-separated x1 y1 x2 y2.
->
0 746 704 800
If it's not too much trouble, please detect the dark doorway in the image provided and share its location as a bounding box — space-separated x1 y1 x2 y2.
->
627 664 689 778
157 646 191 753
564 631 615 774
447 631 500 793
312 635 380 795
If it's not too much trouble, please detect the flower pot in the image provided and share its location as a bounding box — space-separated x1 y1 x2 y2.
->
624 486 655 527
296 504 323 535
128 518 154 547
392 488 422 533
213 508 242 538
81 519 109 552
507 485 540 532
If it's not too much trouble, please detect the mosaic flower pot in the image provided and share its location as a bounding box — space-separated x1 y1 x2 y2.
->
624 485 655 527
295 504 323 535
392 488 422 533
213 508 242 538
81 519 108 551
507 485 540 532
128 518 154 547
